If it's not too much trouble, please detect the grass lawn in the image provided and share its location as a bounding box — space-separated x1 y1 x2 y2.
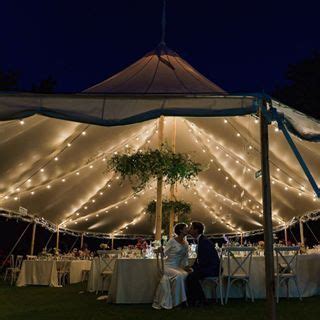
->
0 282 319 320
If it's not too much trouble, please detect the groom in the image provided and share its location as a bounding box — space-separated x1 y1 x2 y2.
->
186 221 220 306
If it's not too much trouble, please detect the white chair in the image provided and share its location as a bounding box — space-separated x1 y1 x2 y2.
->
4 255 23 285
201 250 224 305
57 260 70 286
4 255 15 284
96 254 117 295
274 246 302 303
224 247 255 304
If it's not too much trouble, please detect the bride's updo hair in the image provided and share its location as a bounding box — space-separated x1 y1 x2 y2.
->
174 223 188 236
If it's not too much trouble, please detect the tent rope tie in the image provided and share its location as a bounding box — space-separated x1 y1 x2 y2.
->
305 221 319 243
0 222 31 271
289 226 298 244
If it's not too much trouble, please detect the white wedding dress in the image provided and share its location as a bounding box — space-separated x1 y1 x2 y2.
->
152 238 189 309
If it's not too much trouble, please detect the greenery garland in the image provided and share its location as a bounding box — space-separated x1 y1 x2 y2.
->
146 199 191 216
146 199 192 234
108 145 202 192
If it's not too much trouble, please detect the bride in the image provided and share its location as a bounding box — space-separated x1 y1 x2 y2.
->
152 223 189 309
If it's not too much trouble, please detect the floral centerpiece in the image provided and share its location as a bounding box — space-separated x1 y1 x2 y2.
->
100 243 110 250
136 238 148 251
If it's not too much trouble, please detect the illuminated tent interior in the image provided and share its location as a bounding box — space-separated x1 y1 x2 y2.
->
0 44 320 239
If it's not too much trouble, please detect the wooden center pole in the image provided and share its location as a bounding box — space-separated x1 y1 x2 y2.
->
260 104 277 320
169 117 177 238
30 222 37 256
155 116 165 241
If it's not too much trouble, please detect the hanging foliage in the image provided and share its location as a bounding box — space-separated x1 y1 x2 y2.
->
146 199 192 234
108 145 202 192
146 199 191 216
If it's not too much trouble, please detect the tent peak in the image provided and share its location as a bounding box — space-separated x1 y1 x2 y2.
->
83 45 226 95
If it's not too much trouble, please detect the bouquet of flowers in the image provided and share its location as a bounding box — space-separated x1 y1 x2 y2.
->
136 238 148 250
100 243 110 250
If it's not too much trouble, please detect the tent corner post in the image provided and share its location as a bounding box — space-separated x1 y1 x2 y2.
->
30 221 37 256
299 218 305 246
56 225 60 253
284 224 288 246
80 233 84 249
260 102 277 320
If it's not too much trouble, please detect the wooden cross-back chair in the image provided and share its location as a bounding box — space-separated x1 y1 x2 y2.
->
224 247 255 303
274 246 302 303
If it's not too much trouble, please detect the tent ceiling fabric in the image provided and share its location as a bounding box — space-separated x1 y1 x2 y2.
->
0 45 319 237
0 115 319 236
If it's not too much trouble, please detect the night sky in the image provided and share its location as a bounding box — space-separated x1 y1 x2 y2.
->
1 0 320 94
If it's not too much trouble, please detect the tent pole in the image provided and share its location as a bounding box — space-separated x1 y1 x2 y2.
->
56 225 60 253
30 221 37 256
240 233 243 245
284 225 288 246
111 236 114 249
155 116 165 241
260 103 276 320
299 218 305 246
169 117 177 238
80 233 84 249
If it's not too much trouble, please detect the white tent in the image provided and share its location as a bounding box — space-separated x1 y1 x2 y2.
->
0 45 319 238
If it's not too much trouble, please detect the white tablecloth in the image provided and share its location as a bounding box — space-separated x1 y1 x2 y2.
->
16 260 59 287
16 259 92 287
108 258 159 303
107 254 320 304
87 256 116 293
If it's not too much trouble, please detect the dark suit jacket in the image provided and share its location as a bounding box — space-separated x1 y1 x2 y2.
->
192 235 220 277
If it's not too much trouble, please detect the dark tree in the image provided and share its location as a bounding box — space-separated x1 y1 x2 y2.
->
0 68 20 91
31 75 57 93
273 52 320 119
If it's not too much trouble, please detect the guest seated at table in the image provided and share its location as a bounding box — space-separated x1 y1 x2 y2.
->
152 223 189 310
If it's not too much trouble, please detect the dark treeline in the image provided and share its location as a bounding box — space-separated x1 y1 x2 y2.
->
273 51 320 120
0 68 56 93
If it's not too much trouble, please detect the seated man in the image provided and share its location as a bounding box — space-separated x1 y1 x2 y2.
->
186 221 220 306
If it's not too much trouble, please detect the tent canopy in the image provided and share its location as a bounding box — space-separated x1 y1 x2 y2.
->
0 45 319 238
